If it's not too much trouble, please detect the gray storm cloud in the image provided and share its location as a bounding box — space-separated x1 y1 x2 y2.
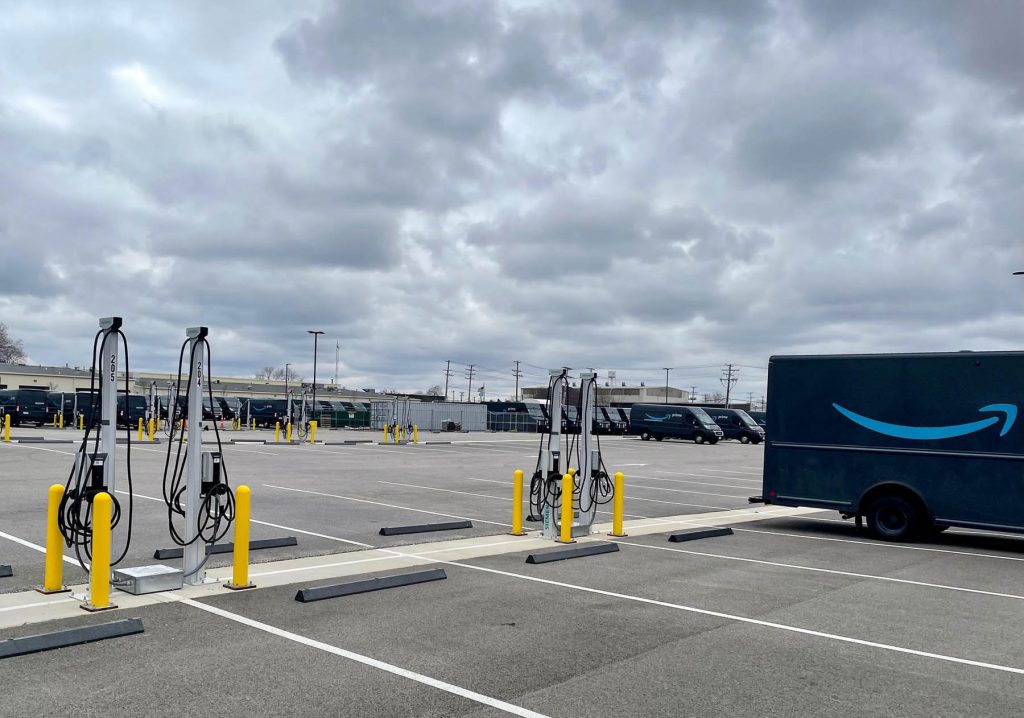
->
0 0 1022 398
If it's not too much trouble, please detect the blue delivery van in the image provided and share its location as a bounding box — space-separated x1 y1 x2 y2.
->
629 404 724 444
758 351 1024 540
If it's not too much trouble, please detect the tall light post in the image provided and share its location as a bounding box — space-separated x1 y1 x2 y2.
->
308 330 325 416
662 367 672 404
284 363 291 399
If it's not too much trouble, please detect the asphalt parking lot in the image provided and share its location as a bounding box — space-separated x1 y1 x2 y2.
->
3 426 1024 716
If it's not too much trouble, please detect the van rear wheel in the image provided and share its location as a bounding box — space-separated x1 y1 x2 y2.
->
640 431 652 441
694 434 705 444
866 495 921 541
739 435 751 444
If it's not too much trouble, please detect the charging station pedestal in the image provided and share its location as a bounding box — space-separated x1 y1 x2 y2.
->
183 327 207 585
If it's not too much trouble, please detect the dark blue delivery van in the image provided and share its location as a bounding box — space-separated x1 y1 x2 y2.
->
629 404 724 444
759 351 1024 540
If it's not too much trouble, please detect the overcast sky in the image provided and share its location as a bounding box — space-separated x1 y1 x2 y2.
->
2 1 1023 400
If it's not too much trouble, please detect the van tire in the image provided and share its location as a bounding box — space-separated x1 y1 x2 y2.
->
694 434 705 444
739 435 751 444
640 431 652 441
865 495 921 541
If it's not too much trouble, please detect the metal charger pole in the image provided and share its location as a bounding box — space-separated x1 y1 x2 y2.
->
184 326 207 584
577 372 598 531
542 369 566 538
98 317 120 494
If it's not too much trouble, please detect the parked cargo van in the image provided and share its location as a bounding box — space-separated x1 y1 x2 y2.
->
0 388 51 426
117 394 148 428
698 407 765 444
629 404 723 444
760 351 1024 540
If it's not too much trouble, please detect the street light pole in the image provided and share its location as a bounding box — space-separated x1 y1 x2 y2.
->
308 330 325 417
662 367 672 404
285 363 291 399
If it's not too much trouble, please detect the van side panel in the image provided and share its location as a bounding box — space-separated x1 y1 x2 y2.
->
763 352 1024 529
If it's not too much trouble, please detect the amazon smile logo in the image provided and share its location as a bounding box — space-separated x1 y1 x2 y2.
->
832 403 1017 440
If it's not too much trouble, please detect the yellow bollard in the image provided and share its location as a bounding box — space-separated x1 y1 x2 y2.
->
226 485 255 590
79 414 84 430
137 417 143 441
559 473 575 543
309 420 317 444
59 413 64 430
250 418 255 430
509 469 527 536
157 417 162 432
148 418 155 442
286 422 292 443
84 492 114 611
413 424 418 444
39 484 69 594
3 414 9 442
609 472 626 537
275 421 281 443
383 425 389 443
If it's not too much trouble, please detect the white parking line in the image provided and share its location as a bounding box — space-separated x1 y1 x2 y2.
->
263 484 511 527
0 529 80 566
178 597 552 718
734 525 1024 564
612 540 1024 602
425 561 1024 676
651 470 760 484
629 483 751 500
116 490 375 548
3 443 75 455
629 474 761 491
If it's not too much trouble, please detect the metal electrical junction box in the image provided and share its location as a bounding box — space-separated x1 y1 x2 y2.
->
113 565 184 595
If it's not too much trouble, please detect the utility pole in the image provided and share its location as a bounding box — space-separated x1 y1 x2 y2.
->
513 360 523 401
334 341 339 386
465 364 475 403
746 391 754 408
720 364 738 406
284 363 291 399
443 360 453 402
689 386 697 403
662 367 672 404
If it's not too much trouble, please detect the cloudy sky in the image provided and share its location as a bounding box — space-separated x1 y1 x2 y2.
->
2 1 1023 400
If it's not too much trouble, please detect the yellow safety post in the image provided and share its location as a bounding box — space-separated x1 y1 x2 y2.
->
83 492 114 611
413 425 418 444
383 425 389 443
59 413 64 429
250 418 255 430
609 472 626 537
3 414 10 442
509 469 527 536
38 484 69 594
226 485 255 590
157 417 162 432
559 473 575 543
79 414 84 430
137 417 143 441
286 422 292 443
395 425 401 443
275 421 281 443
51 415 57 428
148 418 155 442
309 420 317 444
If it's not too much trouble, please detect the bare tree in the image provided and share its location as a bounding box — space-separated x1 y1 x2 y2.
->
271 367 286 380
255 366 276 381
425 384 443 396
0 323 26 363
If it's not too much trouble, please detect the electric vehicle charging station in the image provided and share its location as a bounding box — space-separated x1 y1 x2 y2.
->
56 317 137 605
162 326 236 586
530 369 614 540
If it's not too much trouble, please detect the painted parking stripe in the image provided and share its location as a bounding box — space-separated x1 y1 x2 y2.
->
427 561 1024 676
116 490 375 548
0 529 80 566
734 525 1024 564
612 540 1024 602
178 597 552 718
3 443 75 455
629 483 751 500
263 484 511 527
